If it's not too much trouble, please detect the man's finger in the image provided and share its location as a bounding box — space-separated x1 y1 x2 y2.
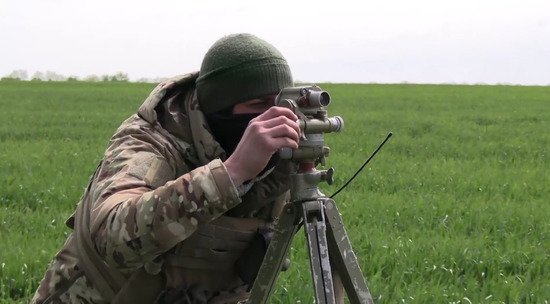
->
253 115 300 134
268 136 300 151
255 106 298 121
263 124 300 143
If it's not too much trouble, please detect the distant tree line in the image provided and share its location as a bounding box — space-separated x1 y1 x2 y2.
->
1 69 164 83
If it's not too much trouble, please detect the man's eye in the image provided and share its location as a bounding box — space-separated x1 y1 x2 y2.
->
250 101 271 108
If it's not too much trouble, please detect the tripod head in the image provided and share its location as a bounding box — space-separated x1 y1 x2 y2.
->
276 85 343 168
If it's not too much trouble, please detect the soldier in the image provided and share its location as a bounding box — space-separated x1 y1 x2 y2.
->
31 33 301 304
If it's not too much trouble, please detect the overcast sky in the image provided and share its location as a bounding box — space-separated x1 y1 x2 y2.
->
1 0 549 85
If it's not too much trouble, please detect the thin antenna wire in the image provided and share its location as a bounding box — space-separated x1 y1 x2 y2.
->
330 132 393 198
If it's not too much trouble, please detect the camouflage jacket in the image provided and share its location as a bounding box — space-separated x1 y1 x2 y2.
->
31 72 293 304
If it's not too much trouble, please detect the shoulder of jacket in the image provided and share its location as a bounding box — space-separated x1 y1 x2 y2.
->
138 72 199 125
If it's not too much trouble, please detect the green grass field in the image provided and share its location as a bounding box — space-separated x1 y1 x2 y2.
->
1 80 549 303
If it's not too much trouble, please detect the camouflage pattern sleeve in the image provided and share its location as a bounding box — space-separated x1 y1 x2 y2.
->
89 131 240 271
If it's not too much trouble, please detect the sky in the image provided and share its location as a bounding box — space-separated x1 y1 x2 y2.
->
1 0 549 85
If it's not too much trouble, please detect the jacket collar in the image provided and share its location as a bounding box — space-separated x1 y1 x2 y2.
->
137 72 225 167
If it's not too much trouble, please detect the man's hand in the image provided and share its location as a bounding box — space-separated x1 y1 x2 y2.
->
224 107 300 187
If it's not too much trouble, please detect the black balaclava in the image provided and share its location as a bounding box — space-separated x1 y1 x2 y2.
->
206 107 280 179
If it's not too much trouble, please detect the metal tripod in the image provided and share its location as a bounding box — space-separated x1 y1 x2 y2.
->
247 161 374 304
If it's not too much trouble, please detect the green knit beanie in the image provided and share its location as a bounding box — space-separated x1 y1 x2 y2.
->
196 33 293 115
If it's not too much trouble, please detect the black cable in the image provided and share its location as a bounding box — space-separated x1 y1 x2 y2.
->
330 132 393 198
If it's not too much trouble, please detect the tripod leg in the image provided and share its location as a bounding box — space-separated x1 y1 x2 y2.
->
247 203 301 304
324 198 375 304
330 260 345 304
302 200 336 304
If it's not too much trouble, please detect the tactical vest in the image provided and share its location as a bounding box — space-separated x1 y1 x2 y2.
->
71 165 289 304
